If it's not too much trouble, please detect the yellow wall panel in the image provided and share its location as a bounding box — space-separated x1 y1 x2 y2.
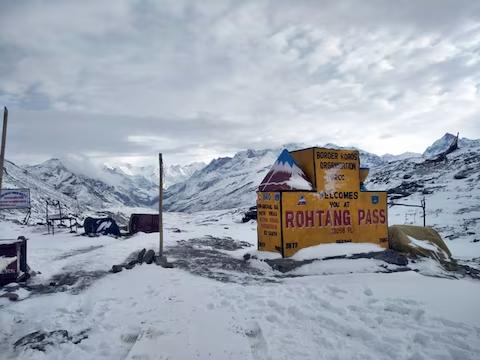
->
354 192 389 247
281 192 358 257
314 148 360 193
256 192 282 254
290 148 316 189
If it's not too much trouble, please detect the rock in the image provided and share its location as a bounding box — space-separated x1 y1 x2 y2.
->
454 169 470 179
124 262 135 270
387 181 423 199
111 265 123 273
14 330 71 351
1 292 19 301
137 248 146 263
171 228 182 233
243 253 251 261
403 174 412 179
144 250 155 264
71 329 89 344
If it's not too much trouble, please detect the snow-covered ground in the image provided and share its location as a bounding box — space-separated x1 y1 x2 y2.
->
1 210 480 359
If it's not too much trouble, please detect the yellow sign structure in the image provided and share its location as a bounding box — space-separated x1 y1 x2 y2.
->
257 147 388 257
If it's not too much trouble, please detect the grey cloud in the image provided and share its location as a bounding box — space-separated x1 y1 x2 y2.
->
1 0 480 165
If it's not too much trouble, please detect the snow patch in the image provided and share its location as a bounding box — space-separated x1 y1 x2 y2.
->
292 243 385 260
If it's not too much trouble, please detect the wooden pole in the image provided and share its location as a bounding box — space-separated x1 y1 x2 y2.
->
422 197 426 227
159 153 164 257
0 106 8 190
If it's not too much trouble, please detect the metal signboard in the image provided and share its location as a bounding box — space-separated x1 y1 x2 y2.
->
0 188 31 209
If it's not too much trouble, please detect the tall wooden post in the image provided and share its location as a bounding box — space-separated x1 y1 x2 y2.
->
422 197 426 227
159 153 164 257
0 107 8 190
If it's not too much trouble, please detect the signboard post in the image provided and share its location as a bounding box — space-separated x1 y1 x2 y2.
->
159 153 164 258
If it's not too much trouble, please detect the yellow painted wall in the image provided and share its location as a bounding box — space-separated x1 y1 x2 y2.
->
257 192 282 254
281 191 388 256
257 147 388 257
290 148 316 189
314 148 360 193
354 191 389 247
282 192 357 257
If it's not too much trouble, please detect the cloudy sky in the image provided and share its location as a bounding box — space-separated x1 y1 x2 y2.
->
1 0 480 166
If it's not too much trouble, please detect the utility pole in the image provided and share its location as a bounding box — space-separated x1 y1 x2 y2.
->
157 153 172 268
0 107 8 190
158 153 164 257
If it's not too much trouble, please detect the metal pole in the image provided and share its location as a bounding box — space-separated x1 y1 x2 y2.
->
0 107 8 190
159 153 163 257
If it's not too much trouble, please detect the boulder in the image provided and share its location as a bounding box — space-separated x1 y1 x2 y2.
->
388 225 451 262
144 250 155 264
111 265 123 273
124 261 136 270
137 248 146 263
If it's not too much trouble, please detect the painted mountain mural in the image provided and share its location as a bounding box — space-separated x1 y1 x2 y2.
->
258 149 313 192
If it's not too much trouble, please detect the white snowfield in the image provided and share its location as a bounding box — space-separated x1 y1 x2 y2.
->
0 210 480 360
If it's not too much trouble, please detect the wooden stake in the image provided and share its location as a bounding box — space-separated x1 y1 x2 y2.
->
0 107 8 190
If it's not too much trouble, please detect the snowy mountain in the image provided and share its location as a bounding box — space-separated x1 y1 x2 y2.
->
367 139 480 245
381 152 421 162
115 162 205 188
1 156 205 222
423 132 480 159
25 159 158 209
164 149 279 212
164 163 205 188
164 144 391 212
2 160 81 222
